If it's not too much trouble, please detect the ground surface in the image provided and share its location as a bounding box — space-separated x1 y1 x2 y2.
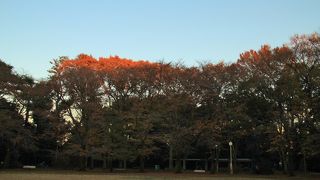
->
0 170 319 180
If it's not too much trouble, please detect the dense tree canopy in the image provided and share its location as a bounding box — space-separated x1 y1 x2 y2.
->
0 33 320 175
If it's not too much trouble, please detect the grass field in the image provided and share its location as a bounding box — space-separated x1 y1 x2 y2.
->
0 170 319 180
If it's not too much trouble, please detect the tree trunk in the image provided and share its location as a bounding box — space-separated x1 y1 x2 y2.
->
119 160 123 168
55 144 59 162
169 145 173 170
90 156 94 169
205 159 208 172
288 149 294 176
103 156 107 169
175 158 182 173
233 143 237 173
85 155 88 169
4 147 11 168
139 155 145 172
280 149 287 174
123 159 127 169
108 155 113 172
284 153 288 174
287 129 295 176
79 155 86 171
303 150 307 175
210 150 214 173
216 148 220 173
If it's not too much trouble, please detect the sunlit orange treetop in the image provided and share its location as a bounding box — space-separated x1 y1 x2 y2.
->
58 54 158 73
238 45 292 64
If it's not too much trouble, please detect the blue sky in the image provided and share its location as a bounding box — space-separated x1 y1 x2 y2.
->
1 0 320 79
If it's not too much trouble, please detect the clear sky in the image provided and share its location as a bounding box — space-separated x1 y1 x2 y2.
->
1 0 320 79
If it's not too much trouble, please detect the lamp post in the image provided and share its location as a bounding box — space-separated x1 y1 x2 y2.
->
229 141 233 175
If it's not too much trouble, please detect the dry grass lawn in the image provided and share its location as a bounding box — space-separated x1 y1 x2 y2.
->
0 170 319 180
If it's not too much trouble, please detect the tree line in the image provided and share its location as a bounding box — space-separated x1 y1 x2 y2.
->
0 33 319 174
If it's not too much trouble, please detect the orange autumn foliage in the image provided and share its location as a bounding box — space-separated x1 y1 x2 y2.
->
238 45 292 64
239 45 271 63
58 54 159 73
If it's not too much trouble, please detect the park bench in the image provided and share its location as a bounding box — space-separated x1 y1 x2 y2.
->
23 165 36 169
193 169 205 173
